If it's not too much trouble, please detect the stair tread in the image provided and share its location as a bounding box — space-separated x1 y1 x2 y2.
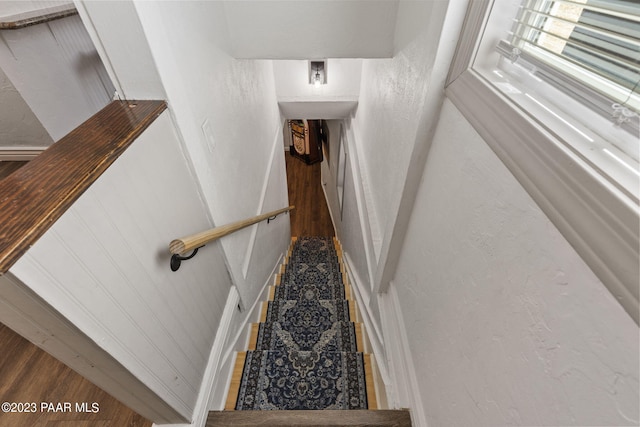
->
235 350 368 410
255 321 358 352
207 410 412 427
264 299 352 324
273 282 345 300
232 237 373 412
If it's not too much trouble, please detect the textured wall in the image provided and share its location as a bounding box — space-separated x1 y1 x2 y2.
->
0 67 52 147
392 99 639 426
353 1 448 250
132 1 289 310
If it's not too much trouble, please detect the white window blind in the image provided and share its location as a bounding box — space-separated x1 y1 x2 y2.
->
497 0 640 132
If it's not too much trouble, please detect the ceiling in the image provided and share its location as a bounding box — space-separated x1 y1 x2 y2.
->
222 1 399 59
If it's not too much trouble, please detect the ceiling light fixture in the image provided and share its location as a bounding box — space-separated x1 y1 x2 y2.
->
309 60 326 87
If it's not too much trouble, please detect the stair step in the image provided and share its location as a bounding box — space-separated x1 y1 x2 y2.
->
281 267 344 287
271 281 354 302
234 350 368 410
262 299 354 324
206 409 412 426
274 281 346 300
229 237 377 414
253 320 360 352
248 322 365 351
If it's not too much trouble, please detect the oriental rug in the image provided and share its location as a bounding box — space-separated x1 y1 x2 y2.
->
234 237 369 410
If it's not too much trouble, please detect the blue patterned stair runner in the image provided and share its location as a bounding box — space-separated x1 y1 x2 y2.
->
235 237 368 410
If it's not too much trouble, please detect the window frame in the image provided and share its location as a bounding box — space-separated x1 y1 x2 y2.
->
446 0 639 324
505 0 640 130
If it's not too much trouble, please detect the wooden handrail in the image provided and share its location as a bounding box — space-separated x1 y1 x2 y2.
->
0 100 167 274
169 206 295 255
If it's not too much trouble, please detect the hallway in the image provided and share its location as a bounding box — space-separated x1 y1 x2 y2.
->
285 152 334 238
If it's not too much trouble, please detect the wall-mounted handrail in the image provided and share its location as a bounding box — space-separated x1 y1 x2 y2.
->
169 205 295 256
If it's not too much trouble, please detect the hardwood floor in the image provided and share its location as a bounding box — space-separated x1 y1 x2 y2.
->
0 161 27 180
285 152 335 237
0 322 152 427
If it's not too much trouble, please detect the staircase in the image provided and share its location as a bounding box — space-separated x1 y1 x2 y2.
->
208 236 411 426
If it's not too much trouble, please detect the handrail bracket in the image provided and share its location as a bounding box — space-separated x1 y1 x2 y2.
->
170 246 204 272
168 205 294 272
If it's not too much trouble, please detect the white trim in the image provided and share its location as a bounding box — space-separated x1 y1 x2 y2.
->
342 119 377 288
379 281 427 427
320 178 338 237
154 286 241 427
447 69 639 324
342 253 389 389
73 0 124 98
0 147 47 161
158 253 284 426
242 124 284 278
153 286 240 427
373 0 470 296
445 0 492 86
209 253 283 411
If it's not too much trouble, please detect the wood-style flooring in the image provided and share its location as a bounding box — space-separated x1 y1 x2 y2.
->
285 153 335 237
0 323 151 427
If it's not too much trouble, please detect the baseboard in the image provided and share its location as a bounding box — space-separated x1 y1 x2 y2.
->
342 253 384 350
208 252 284 412
379 281 427 427
153 262 279 426
320 176 338 237
153 286 241 427
242 124 284 278
0 147 47 161
341 253 390 398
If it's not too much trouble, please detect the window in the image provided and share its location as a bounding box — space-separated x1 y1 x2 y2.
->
473 0 639 191
510 0 639 109
446 0 639 323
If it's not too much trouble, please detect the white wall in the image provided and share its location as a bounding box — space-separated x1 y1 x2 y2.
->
0 67 52 147
329 0 464 345
131 1 290 311
76 0 165 100
352 0 450 259
6 112 232 422
0 8 113 140
389 99 639 426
